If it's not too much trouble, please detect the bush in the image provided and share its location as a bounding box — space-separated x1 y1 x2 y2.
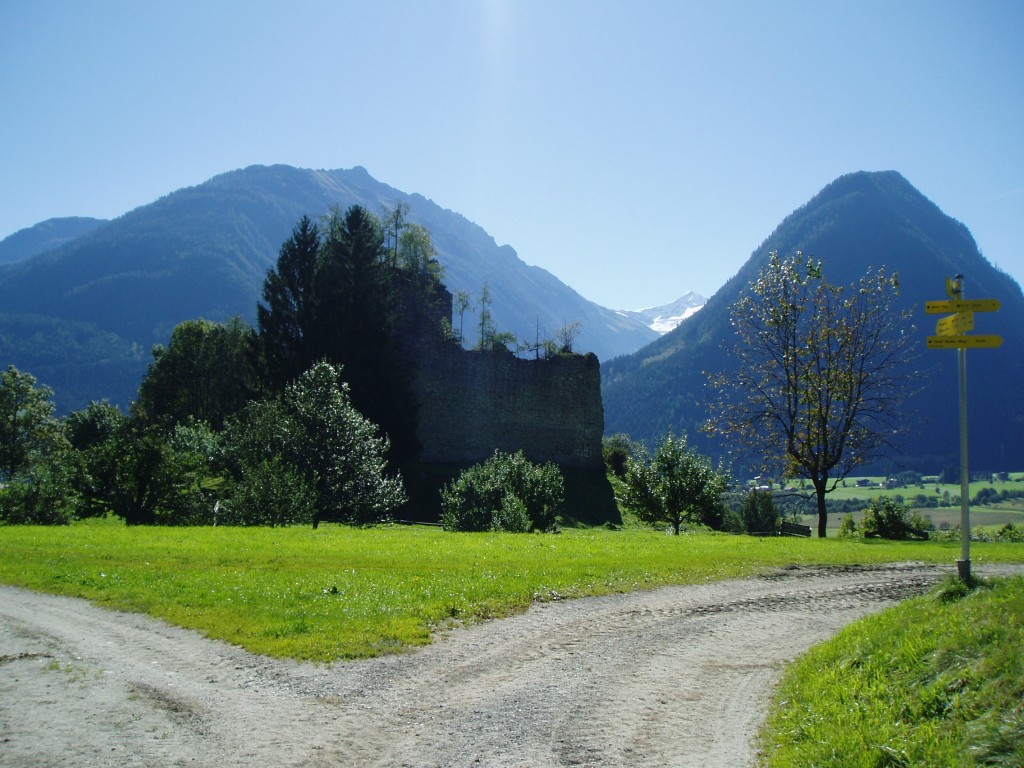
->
219 458 316 526
0 459 77 525
837 514 858 539
440 450 564 532
602 433 639 478
860 496 930 540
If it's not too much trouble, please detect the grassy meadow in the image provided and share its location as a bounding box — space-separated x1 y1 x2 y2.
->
760 575 1024 768
2 518 1024 661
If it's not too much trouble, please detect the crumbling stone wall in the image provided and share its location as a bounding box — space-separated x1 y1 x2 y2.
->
396 282 604 472
411 342 605 471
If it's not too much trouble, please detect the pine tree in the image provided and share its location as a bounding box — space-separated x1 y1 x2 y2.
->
257 215 321 388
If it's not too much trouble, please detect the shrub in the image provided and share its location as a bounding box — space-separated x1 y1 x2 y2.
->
440 450 564 532
860 496 929 540
0 458 77 525
837 514 859 538
219 458 316 526
602 433 640 478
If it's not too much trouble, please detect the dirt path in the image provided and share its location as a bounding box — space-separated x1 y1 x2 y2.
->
2 562 1014 767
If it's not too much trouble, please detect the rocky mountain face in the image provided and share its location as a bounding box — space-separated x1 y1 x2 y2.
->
602 171 1024 474
0 165 657 411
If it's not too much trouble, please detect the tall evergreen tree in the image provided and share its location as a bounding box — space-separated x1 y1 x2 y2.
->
257 215 321 388
313 205 419 460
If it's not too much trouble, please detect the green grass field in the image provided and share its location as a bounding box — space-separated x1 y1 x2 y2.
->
760 575 1024 768
2 519 1023 661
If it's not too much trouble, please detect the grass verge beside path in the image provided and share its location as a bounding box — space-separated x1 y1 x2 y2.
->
1 519 1023 661
759 575 1024 768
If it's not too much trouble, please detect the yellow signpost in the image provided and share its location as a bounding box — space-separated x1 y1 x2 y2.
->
935 310 974 336
925 299 1001 314
926 335 1002 349
927 276 1001 581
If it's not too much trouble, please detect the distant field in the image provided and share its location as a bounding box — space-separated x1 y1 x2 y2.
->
802 505 1024 535
823 474 1024 503
764 473 1024 533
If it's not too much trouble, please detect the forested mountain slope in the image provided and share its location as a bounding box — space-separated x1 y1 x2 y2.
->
0 165 656 410
602 171 1024 473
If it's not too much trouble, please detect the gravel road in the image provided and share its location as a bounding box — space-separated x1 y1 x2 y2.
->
2 562 1011 768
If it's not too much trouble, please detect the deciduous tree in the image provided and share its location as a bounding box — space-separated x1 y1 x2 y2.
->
223 362 405 527
0 366 62 481
138 317 256 429
706 253 915 537
621 433 729 534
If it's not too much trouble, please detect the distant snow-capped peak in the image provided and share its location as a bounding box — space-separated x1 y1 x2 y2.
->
617 291 706 334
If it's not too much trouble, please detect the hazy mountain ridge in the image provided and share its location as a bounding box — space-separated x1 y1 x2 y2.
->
0 217 108 265
0 165 659 411
602 170 1024 473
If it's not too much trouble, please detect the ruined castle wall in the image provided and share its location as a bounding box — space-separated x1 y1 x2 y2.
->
412 343 605 472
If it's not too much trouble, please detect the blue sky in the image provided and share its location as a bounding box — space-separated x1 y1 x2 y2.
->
2 1 1022 309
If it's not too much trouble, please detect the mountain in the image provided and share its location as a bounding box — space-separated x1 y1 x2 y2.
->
602 171 1024 474
0 165 657 411
617 292 706 334
0 217 107 265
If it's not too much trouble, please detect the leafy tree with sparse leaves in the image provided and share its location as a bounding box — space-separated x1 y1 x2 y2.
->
706 252 915 538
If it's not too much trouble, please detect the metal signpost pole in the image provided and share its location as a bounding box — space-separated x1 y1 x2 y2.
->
951 276 971 580
957 317 971 581
925 276 1001 582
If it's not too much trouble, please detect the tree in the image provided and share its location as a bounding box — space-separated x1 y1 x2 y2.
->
603 433 641 478
64 401 126 519
621 433 729 534
706 253 915 537
398 222 444 294
315 205 420 459
440 450 564 532
138 317 257 429
257 215 322 388
453 290 472 346
0 365 62 481
555 321 582 354
739 489 778 534
476 282 497 350
223 362 405 527
381 200 410 269
101 414 218 525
